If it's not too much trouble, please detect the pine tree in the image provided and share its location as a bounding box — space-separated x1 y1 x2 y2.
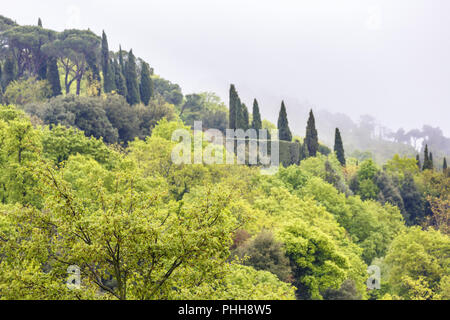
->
416 154 421 170
429 152 434 169
101 31 115 93
38 18 42 27
334 128 346 166
251 98 262 131
46 57 61 97
305 109 319 157
114 58 127 97
229 84 239 130
277 101 292 141
139 61 153 106
443 157 447 170
125 49 140 105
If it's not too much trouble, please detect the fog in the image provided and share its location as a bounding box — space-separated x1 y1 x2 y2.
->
2 0 450 136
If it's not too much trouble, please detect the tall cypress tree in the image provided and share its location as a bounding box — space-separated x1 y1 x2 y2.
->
101 31 115 93
443 157 447 170
46 57 61 97
334 128 346 166
38 18 42 27
114 58 127 97
251 98 262 132
139 61 153 106
1 53 16 90
277 101 292 141
241 103 249 130
229 84 238 130
305 109 319 157
422 145 435 170
119 45 125 74
125 49 140 105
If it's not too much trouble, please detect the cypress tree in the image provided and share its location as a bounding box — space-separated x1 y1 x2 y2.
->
46 57 61 97
119 45 125 74
423 145 429 170
114 58 127 97
38 18 42 27
229 84 238 130
277 101 292 141
125 49 140 105
429 152 434 169
101 31 115 93
305 109 319 157
139 61 153 106
241 103 249 130
416 154 421 170
234 98 244 130
251 98 262 131
1 53 16 90
443 157 447 170
334 128 346 166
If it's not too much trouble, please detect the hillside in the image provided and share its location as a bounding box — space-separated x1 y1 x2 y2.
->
0 15 449 301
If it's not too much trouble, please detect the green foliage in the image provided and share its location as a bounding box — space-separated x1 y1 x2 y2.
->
153 76 183 106
3 78 51 105
1 25 56 78
42 29 100 95
180 92 228 132
41 124 115 166
234 230 292 282
385 227 450 300
183 264 296 300
277 101 292 141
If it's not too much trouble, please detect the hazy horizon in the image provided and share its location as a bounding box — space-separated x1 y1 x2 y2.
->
2 0 450 136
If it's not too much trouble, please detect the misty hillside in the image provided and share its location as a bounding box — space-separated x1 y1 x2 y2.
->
0 12 449 302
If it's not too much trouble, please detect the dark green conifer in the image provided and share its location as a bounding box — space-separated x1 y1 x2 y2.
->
46 57 61 97
305 109 319 157
1 53 16 90
277 101 292 141
429 152 434 169
229 84 239 130
241 103 249 130
334 128 346 166
38 18 42 27
251 99 262 132
139 61 153 106
114 58 127 97
101 31 115 93
443 157 447 170
125 49 140 105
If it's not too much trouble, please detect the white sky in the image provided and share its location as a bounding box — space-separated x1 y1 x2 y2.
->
2 0 450 136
